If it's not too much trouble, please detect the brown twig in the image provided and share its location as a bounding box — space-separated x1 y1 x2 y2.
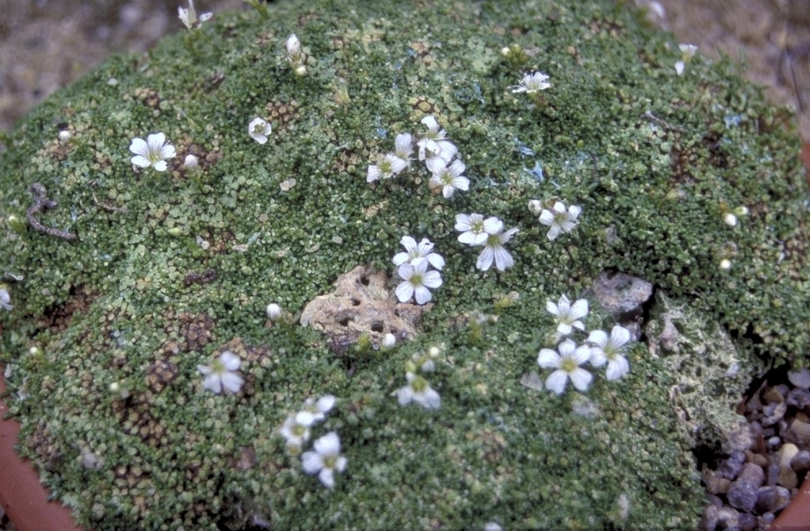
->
26 183 77 241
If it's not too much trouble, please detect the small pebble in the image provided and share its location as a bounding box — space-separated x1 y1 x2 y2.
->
745 450 768 468
774 384 790 398
787 418 810 446
757 512 776 528
755 486 791 514
704 473 731 495
766 462 780 486
788 367 810 389
700 504 719 531
737 512 757 531
766 436 781 449
761 401 787 426
717 452 745 480
762 386 784 404
727 481 759 512
717 506 740 527
777 466 798 489
786 387 810 410
790 450 810 472
778 443 799 466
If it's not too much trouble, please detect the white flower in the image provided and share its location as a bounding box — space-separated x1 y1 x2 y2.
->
0 287 12 311
455 213 503 246
367 154 407 182
266 303 282 321
546 294 589 336
429 159 470 198
286 34 302 59
395 260 443 305
397 372 441 409
301 432 348 489
674 61 686 76
679 43 698 58
393 133 414 165
248 117 272 144
587 325 631 381
178 0 212 30
512 71 551 93
392 235 445 270
197 351 244 394
301 394 337 423
537 339 593 394
280 411 316 446
538 201 582 240
129 133 176 171
476 226 519 272
183 154 199 169
417 116 458 170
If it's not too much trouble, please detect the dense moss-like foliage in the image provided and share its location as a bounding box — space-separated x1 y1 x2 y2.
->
0 0 807 529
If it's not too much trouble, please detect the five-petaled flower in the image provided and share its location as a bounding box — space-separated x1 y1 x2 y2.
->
0 286 12 311
129 133 176 171
587 325 631 381
280 411 316 447
178 0 212 30
417 116 458 172
476 226 519 272
537 339 593 394
248 117 272 144
546 294 588 336
367 154 407 182
392 236 445 270
455 213 503 246
538 201 582 240
302 432 348 489
395 260 443 305
429 159 470 198
512 72 551 94
397 372 441 409
301 394 337 423
197 351 244 394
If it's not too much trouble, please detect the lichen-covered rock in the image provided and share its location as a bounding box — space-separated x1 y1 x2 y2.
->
0 0 808 530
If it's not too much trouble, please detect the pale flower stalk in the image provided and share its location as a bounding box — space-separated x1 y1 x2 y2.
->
538 201 581 240
129 133 176 171
178 0 212 30
537 339 593 394
587 325 632 381
301 432 348 489
197 351 244 394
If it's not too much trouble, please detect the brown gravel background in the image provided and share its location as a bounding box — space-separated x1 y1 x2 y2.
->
0 0 809 530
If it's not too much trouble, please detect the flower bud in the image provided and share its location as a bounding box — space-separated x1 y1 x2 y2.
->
286 34 301 57
719 259 732 270
723 213 737 227
58 130 72 143
266 303 282 321
382 333 396 349
183 154 199 169
7 214 26 235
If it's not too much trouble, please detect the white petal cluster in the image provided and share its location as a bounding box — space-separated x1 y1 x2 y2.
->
285 34 308 76
537 201 581 240
248 117 272 144
587 325 632 381
301 432 348 489
546 294 589 336
537 339 592 394
392 236 445 270
397 372 441 409
279 394 337 453
675 43 697 75
512 71 551 94
417 116 458 171
366 133 412 182
129 133 176 172
394 235 444 305
178 0 212 30
455 214 519 271
197 351 244 394
428 159 469 198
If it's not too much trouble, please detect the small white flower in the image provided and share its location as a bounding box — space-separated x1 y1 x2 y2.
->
429 159 470 198
129 133 176 171
197 351 244 394
719 258 732 270
280 411 316 446
266 303 282 321
679 43 698 58
286 34 302 59
417 116 458 169
537 339 593 394
58 130 72 143
674 61 686 76
392 236 445 270
546 294 589 336
301 432 348 489
587 325 631 381
395 260 443 305
183 154 199 169
0 287 12 311
367 154 407 182
382 333 397 349
455 213 503 246
511 71 551 93
397 372 441 409
723 213 738 227
476 226 519 272
178 0 212 30
538 201 582 240
248 117 272 144
393 133 414 165
301 394 337 423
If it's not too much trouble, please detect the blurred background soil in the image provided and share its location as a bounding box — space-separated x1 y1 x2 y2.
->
0 0 809 529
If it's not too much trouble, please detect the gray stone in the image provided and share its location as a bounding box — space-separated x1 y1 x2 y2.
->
786 387 810 410
727 481 759 512
717 506 740 528
766 462 780 486
700 504 719 531
758 513 776 528
790 450 810 472
737 512 757 531
591 271 653 318
738 462 765 486
761 401 787 427
755 486 791 514
788 367 810 389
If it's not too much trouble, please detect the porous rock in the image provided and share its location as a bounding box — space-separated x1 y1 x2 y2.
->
591 271 653 319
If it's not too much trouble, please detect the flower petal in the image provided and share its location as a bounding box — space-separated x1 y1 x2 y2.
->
395 281 414 303
301 451 323 474
569 368 592 391
606 356 630 381
545 370 568 394
537 349 561 369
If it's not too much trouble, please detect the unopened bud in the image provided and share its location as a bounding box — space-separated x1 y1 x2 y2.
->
382 333 396 349
58 130 72 143
723 213 737 227
183 154 199 169
528 200 543 216
266 303 282 321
